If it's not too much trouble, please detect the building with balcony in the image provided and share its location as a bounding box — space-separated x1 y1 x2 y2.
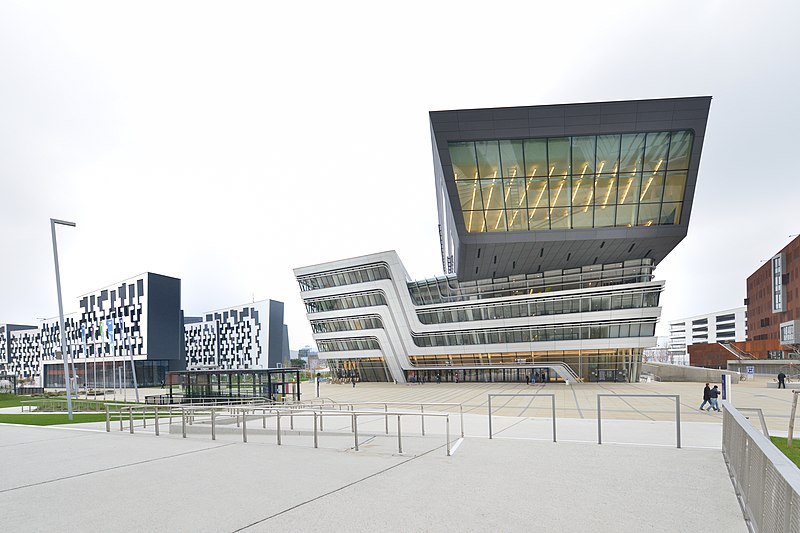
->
296 97 712 383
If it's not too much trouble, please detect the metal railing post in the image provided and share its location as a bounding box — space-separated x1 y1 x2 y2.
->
262 410 266 429
446 415 451 457
276 411 282 445
313 412 318 449
597 396 602 445
119 406 123 431
397 415 402 454
353 413 359 451
182 409 187 438
129 408 134 434
385 404 388 435
154 407 159 436
460 404 464 438
488 396 493 439
242 409 247 443
105 404 110 432
421 405 425 436
290 408 294 430
142 407 146 428
551 395 557 443
319 408 324 431
211 409 216 441
675 397 681 449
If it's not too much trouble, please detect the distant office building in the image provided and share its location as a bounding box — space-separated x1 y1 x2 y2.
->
749 236 800 355
2 274 290 387
669 307 746 363
296 97 711 383
689 237 800 367
184 300 288 370
38 273 184 388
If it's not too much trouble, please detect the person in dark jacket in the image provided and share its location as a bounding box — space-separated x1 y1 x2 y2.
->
708 385 721 412
700 383 711 411
778 372 787 389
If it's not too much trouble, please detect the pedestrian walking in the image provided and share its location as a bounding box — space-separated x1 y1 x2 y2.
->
708 385 721 412
699 383 711 411
526 374 530 385
778 371 787 389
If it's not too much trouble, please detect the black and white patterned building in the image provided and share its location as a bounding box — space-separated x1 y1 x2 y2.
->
184 300 287 370
2 273 290 387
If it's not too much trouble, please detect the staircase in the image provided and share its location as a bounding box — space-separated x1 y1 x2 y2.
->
719 342 754 360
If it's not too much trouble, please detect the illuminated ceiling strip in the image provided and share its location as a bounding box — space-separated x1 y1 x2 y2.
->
602 178 615 207
640 160 663 201
530 166 554 220
468 184 477 231
549 181 565 215
510 169 535 227
482 171 497 232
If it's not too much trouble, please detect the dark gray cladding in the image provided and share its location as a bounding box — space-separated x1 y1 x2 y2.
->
146 273 184 369
430 97 711 280
268 300 285 368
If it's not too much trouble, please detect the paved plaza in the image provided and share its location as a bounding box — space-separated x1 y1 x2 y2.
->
4 378 793 532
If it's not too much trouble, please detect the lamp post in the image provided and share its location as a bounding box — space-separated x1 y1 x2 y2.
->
51 218 76 420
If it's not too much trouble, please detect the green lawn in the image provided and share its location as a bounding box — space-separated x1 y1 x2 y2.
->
0 413 111 425
770 437 800 468
0 393 26 408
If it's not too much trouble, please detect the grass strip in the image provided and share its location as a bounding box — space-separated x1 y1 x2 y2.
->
770 436 800 468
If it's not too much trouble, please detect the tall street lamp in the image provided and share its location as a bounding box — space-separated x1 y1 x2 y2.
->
51 218 76 420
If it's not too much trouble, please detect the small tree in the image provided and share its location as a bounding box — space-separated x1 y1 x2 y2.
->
289 358 307 369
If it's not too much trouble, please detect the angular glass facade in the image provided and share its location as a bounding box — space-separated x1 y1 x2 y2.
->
449 130 693 232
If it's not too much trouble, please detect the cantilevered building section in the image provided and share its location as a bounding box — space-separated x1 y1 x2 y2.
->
296 97 711 383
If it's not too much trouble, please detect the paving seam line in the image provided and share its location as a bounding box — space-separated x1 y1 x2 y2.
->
0 442 236 494
230 441 450 532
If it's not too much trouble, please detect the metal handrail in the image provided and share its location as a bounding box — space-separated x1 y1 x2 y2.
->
596 394 681 448
104 402 455 456
487 393 556 442
722 400 800 531
310 401 464 438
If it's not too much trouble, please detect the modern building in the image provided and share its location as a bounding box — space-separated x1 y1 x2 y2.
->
296 97 712 383
1 274 291 387
184 300 288 370
689 237 800 368
668 307 747 362
750 236 800 355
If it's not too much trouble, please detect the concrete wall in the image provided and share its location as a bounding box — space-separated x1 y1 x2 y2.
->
642 362 740 383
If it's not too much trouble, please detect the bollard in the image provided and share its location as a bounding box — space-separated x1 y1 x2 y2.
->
119 407 124 431
129 408 134 434
421 405 425 436
105 404 110 432
182 410 187 438
385 404 389 435
154 408 160 436
142 407 146 429
290 408 294 430
397 415 402 454
276 411 282 445
446 415 450 457
319 408 324 431
236 411 240 428
242 409 247 443
262 410 266 429
353 413 359 451
459 405 464 438
488 396 493 439
313 412 318 449
211 409 216 441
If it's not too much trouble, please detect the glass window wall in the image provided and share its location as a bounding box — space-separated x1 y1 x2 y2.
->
450 130 693 232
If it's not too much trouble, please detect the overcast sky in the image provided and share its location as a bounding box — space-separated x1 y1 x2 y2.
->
1 0 798 349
